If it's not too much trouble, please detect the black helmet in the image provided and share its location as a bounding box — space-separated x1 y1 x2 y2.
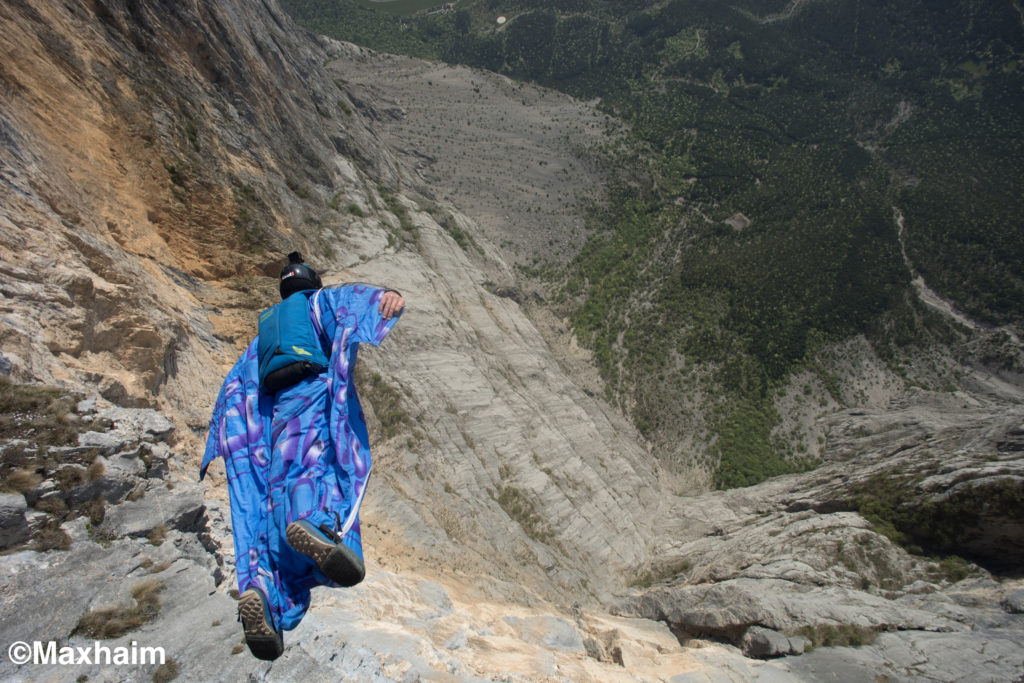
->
279 251 322 299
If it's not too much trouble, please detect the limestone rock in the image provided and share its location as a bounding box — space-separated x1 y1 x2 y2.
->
767 629 1024 682
1003 589 1024 614
98 482 205 539
503 615 585 651
77 430 127 455
62 455 142 508
619 577 961 641
97 406 175 443
0 493 29 549
741 627 806 659
0 527 256 683
0 0 1023 680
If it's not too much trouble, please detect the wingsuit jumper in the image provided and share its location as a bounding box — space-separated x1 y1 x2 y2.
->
201 252 405 660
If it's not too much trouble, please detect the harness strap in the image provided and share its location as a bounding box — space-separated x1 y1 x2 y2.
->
311 289 326 340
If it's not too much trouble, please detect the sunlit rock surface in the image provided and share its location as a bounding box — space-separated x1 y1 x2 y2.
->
0 0 1022 680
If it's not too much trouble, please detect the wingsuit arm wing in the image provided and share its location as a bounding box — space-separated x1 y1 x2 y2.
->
200 340 258 480
318 283 403 346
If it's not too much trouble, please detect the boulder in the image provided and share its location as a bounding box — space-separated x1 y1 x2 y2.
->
741 626 806 658
0 493 29 549
77 431 126 455
618 578 962 642
21 480 55 507
1003 590 1024 614
97 407 175 442
75 396 98 415
64 454 146 508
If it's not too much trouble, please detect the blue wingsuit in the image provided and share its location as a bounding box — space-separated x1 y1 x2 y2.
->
201 284 400 631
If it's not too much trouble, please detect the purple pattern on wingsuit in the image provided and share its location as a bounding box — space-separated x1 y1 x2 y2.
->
201 284 399 631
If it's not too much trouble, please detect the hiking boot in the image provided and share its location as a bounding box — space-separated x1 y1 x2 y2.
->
238 587 283 661
286 519 365 587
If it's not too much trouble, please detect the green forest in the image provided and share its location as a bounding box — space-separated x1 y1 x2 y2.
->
282 0 1024 487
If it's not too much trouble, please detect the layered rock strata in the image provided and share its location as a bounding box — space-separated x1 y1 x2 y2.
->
0 0 1022 680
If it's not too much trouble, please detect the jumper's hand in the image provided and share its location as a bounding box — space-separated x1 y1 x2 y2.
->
379 290 405 320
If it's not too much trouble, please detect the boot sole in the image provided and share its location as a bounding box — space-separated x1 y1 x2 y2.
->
238 589 283 661
286 520 365 587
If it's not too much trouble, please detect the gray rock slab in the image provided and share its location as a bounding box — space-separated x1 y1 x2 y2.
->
669 646 803 682
444 629 468 650
97 407 174 442
620 578 962 637
98 482 205 538
23 480 56 507
416 579 454 617
0 538 148 646
766 647 892 683
77 431 126 455
76 396 97 415
0 493 29 549
65 458 143 508
1003 589 1024 614
25 510 49 535
741 626 803 659
767 629 1024 682
0 538 258 683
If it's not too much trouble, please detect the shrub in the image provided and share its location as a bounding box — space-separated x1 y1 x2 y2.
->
74 579 164 639
497 485 552 543
1 468 42 493
355 366 412 440
0 378 85 446
147 524 168 547
32 519 71 552
795 623 879 649
629 558 693 588
152 658 179 683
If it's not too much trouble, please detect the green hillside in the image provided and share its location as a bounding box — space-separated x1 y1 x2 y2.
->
283 0 1024 487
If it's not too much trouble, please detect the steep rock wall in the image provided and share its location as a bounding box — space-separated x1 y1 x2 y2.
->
0 0 669 604
2 0 1023 680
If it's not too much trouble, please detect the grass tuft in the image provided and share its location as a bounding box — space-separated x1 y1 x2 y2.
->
629 558 693 588
74 579 164 639
794 623 879 649
152 658 179 682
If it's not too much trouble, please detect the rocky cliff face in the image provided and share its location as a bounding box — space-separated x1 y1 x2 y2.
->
1 0 1022 681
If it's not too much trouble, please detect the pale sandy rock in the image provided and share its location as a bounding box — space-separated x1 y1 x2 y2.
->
669 647 804 682
503 615 585 650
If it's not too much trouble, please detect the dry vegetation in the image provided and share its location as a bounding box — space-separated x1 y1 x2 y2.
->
73 579 165 639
